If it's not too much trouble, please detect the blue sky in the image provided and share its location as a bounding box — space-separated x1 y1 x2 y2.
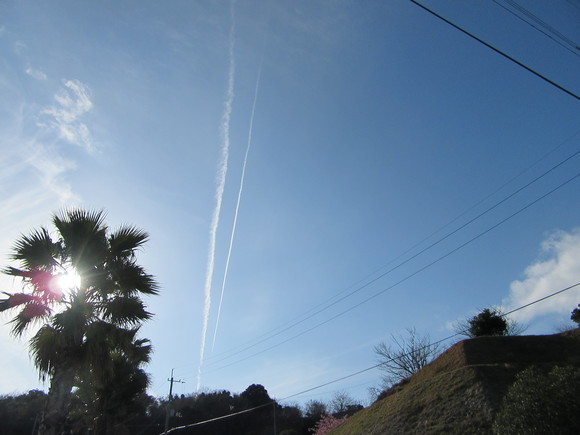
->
1 0 580 407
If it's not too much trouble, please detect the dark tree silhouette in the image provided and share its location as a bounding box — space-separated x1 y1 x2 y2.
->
0 390 47 434
468 308 508 337
0 209 158 435
571 303 580 326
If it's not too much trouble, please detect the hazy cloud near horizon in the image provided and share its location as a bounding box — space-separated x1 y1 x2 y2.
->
505 228 580 323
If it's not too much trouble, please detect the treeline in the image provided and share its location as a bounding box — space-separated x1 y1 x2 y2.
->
0 384 363 435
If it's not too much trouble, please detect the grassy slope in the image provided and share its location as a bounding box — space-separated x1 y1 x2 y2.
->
331 329 580 435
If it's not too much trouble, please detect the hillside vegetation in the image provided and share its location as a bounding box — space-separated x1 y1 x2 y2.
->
332 329 580 434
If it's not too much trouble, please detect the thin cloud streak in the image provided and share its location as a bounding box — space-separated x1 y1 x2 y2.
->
212 56 263 352
197 0 236 391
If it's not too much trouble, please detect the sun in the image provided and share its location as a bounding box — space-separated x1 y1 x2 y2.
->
54 267 81 296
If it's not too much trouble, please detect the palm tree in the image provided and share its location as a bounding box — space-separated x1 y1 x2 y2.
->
0 209 158 435
72 325 153 434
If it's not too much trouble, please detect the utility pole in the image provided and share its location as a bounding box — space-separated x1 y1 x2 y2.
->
164 369 185 434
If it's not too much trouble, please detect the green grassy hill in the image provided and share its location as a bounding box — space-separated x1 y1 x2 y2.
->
331 329 580 435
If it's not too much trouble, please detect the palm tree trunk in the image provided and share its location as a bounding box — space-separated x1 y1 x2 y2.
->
38 363 75 435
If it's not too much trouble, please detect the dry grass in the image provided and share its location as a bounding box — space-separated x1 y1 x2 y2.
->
331 329 580 435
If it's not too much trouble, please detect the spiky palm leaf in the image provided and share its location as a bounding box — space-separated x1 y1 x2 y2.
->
1 208 158 435
9 227 58 270
108 225 149 257
102 295 152 326
53 209 108 274
30 325 66 380
9 303 52 335
108 262 159 295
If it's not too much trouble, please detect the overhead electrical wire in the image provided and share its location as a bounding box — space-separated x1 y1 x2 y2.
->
199 0 580 361
198 130 580 368
281 280 580 400
203 167 580 374
190 144 580 371
195 0 580 367
188 0 580 377
408 0 580 100
162 281 580 433
492 0 580 57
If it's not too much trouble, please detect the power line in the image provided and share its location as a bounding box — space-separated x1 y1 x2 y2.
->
164 401 274 434
195 147 580 371
203 168 580 373
281 280 580 401
409 0 580 100
161 281 580 433
188 131 580 373
200 132 580 368
492 0 580 57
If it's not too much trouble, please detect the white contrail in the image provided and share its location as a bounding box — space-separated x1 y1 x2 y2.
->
211 57 264 352
197 0 236 392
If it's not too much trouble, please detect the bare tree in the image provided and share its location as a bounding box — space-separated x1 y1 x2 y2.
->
329 391 354 415
374 327 442 387
303 399 327 420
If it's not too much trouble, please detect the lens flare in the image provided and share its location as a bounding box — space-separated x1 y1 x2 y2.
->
55 268 81 294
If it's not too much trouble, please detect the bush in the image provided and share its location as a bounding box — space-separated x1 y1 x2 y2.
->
571 304 580 326
493 365 580 434
468 308 508 337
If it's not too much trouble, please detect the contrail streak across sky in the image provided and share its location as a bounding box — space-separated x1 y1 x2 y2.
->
211 56 264 351
197 0 236 391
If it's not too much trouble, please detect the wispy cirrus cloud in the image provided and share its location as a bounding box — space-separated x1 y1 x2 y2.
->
25 67 47 81
39 79 94 152
503 228 580 323
0 77 93 233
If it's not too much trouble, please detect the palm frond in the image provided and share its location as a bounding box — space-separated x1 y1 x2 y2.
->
109 225 149 257
111 263 159 295
102 296 152 327
10 227 57 270
53 298 95 333
9 303 51 336
0 292 42 312
53 209 109 273
110 328 151 365
2 268 63 304
3 266 35 278
30 325 65 379
130 338 152 365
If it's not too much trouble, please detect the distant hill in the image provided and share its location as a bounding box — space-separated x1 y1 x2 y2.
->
331 329 580 435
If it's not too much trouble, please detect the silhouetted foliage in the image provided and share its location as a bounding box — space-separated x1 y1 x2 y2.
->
468 308 508 337
0 209 158 435
455 307 525 338
0 390 46 434
571 303 580 326
493 365 580 434
304 400 327 420
239 383 272 408
303 400 328 432
0 385 356 434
